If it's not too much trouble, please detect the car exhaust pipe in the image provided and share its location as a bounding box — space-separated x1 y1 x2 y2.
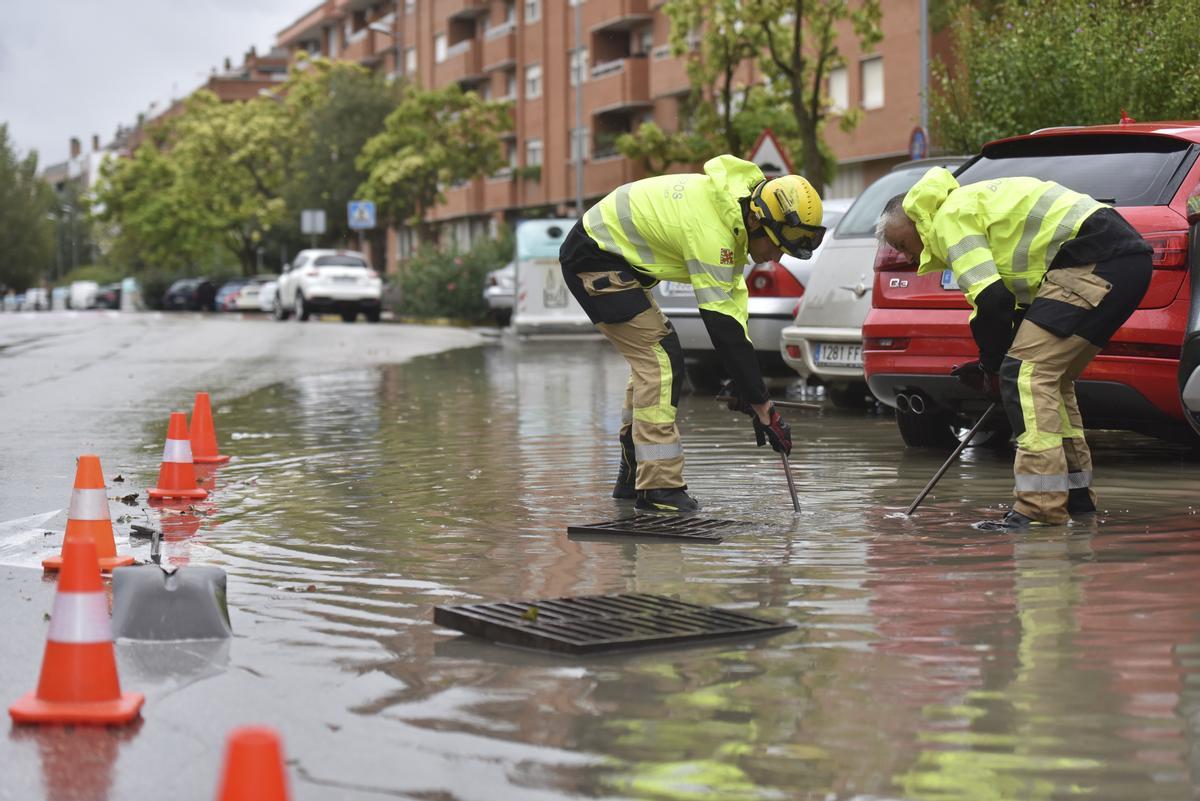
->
895 393 911 413
909 393 927 415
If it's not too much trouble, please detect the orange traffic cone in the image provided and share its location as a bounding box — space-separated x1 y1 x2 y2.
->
43 455 134 573
10 538 144 725
215 726 291 801
190 392 230 465
149 412 208 501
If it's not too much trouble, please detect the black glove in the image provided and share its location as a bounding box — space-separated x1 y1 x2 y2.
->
753 406 792 455
952 360 1001 401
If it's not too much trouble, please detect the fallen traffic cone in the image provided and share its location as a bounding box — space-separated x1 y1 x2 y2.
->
43 455 134 573
10 538 145 725
215 726 292 801
190 392 230 464
149 412 208 501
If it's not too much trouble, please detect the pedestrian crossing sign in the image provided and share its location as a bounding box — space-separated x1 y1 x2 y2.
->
348 200 376 230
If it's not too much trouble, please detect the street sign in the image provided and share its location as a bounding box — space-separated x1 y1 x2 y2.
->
348 200 376 230
747 128 794 179
909 126 929 160
300 209 326 235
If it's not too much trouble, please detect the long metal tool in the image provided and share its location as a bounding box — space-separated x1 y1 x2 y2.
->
905 403 997 516
773 399 823 411
780 452 801 512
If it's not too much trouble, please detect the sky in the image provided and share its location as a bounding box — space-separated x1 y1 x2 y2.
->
0 0 305 168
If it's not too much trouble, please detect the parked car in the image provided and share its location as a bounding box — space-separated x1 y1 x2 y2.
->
781 158 969 406
226 275 275 311
483 261 515 326
94 283 121 310
653 198 853 391
69 280 99 310
274 249 382 323
863 121 1200 447
258 280 279 313
215 280 248 311
162 278 216 311
20 287 50 311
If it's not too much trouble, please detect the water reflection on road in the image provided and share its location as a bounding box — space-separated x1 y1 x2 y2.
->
161 339 1200 800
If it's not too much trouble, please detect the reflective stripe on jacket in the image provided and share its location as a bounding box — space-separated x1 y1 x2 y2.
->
904 167 1104 313
582 155 764 332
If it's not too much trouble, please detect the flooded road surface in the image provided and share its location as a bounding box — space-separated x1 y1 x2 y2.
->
7 337 1200 800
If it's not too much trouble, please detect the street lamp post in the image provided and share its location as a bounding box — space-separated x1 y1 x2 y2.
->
573 0 584 218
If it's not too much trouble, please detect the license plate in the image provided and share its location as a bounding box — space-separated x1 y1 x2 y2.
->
334 276 357 283
814 342 863 368
941 269 957 290
660 281 692 297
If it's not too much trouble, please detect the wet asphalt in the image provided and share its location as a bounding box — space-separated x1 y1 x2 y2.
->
2 311 1199 801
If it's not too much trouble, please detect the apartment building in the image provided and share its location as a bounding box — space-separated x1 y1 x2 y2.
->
275 0 938 265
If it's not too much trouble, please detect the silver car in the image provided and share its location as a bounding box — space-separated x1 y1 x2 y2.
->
482 261 515 325
780 158 968 406
652 198 853 392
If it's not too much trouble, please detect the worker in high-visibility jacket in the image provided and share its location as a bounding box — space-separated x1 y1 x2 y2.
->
877 167 1152 530
560 155 825 512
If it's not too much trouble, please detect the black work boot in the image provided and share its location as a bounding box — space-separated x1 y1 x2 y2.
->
1067 487 1096 517
635 487 701 513
613 429 636 500
973 509 1046 532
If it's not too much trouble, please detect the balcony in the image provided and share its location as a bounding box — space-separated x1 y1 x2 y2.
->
575 157 639 199
435 179 484 220
483 174 517 211
437 0 488 21
584 0 652 34
278 2 338 47
482 22 516 71
433 40 484 87
342 28 390 64
584 57 651 115
649 48 689 98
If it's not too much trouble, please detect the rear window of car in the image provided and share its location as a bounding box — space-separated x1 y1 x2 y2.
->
956 133 1197 207
314 255 368 268
834 168 935 239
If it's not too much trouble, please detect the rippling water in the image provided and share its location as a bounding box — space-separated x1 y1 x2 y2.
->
26 338 1200 801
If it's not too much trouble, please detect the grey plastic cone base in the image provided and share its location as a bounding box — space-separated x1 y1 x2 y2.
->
111 565 232 640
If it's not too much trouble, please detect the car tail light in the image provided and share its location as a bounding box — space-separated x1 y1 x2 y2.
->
874 244 915 272
1099 341 1181 359
368 269 380 279
747 261 805 298
306 269 320 277
863 337 910 350
785 344 802 358
1145 231 1188 269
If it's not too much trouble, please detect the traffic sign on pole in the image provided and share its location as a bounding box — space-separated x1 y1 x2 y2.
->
348 201 377 231
300 209 326 235
747 129 794 179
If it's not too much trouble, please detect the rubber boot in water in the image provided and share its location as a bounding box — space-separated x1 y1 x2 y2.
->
613 429 636 500
973 509 1045 532
635 487 700 513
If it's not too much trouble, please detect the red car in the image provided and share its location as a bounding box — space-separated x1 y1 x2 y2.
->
863 121 1200 447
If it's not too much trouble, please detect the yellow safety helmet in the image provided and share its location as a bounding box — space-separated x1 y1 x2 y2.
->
747 175 825 259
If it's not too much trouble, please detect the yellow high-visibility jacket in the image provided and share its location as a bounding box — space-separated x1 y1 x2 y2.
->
582 155 763 334
904 167 1104 314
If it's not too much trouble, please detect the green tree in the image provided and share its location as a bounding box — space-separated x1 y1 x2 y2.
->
0 124 56 290
97 91 291 276
622 0 882 187
280 58 401 248
744 0 883 190
932 0 1200 153
356 84 510 243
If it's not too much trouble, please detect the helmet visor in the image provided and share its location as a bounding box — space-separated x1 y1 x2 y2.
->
763 219 827 259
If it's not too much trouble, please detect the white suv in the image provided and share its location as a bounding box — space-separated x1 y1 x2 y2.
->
274 249 383 323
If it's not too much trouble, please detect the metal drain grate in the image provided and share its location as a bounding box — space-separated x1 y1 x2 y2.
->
434 593 794 655
566 515 748 543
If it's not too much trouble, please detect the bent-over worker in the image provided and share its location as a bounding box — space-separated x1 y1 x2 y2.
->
877 167 1152 530
560 155 825 512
